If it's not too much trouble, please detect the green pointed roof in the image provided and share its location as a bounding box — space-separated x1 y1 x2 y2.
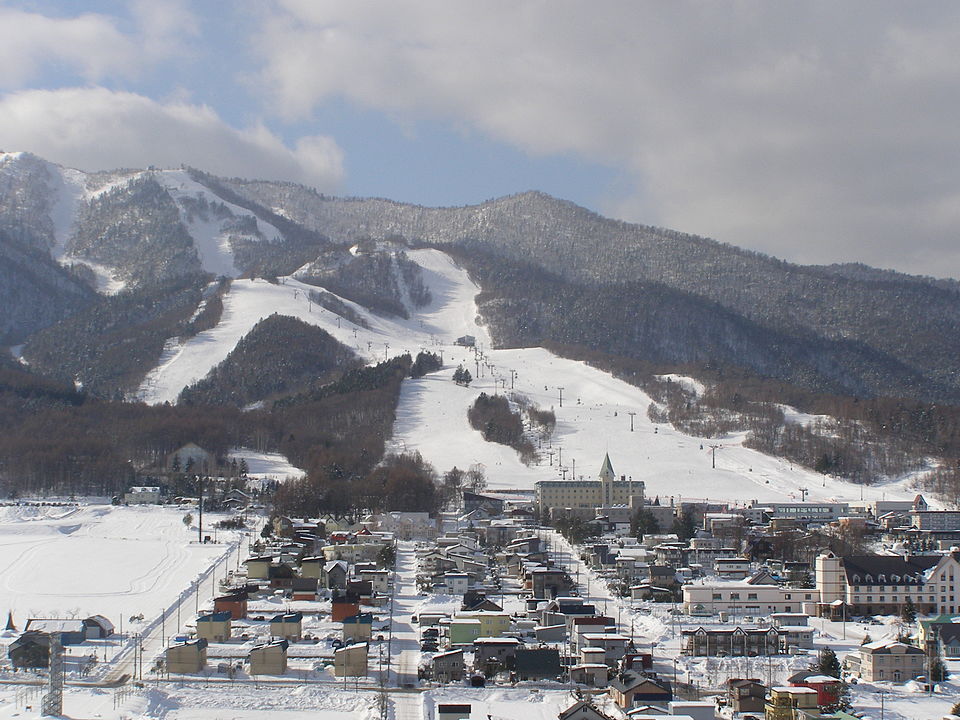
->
599 453 615 480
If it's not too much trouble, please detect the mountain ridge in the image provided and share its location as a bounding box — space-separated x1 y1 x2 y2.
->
2 153 960 405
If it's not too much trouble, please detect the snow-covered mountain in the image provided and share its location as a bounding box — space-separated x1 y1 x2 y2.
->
0 152 955 505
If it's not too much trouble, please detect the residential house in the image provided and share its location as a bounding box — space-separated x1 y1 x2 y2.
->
359 569 390 594
570 662 608 686
850 640 926 683
342 612 374 642
291 577 319 601
608 671 672 709
268 562 296 589
764 686 818 720
332 591 361 622
249 639 288 675
454 611 510 638
788 671 842 708
196 612 232 642
8 632 51 668
473 637 522 670
299 556 325 580
443 572 471 595
778 625 815 650
727 678 766 715
269 612 302 641
324 560 349 589
376 511 437 540
245 556 275 581
165 639 207 673
558 699 616 720
432 649 466 682
680 626 782 657
531 568 575 599
513 647 561 681
214 592 248 620
448 618 483 646
334 641 369 677
578 633 630 665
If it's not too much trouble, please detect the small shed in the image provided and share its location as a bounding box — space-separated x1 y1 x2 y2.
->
249 639 289 675
83 615 115 639
270 612 303 641
334 641 369 677
342 612 374 641
166 638 208 673
196 611 232 642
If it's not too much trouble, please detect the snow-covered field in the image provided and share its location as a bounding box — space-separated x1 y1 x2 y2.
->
0 504 235 628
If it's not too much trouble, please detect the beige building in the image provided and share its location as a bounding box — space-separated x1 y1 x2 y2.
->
764 687 818 720
195 612 231 642
269 612 302 641
682 583 816 616
816 549 960 615
535 455 643 517
166 639 207 673
334 642 369 677
249 640 289 675
851 640 926 683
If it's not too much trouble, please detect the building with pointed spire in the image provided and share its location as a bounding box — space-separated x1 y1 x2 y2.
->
535 454 644 520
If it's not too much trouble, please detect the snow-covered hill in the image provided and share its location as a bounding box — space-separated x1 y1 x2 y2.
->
136 244 925 505
0 152 291 293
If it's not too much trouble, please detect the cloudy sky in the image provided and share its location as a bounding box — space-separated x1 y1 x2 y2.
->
3 1 960 278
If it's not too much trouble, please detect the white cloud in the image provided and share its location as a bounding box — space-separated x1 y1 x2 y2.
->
0 2 199 89
0 87 343 190
0 8 138 87
254 0 960 277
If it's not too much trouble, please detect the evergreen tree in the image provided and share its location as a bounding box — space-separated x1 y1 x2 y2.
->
631 508 661 539
809 647 841 679
901 598 917 624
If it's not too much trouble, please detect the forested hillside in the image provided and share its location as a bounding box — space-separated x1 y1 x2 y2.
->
223 181 960 402
179 315 361 407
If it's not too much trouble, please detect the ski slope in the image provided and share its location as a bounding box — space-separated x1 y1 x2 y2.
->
138 246 925 505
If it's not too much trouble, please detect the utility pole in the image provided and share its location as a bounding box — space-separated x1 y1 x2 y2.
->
799 487 809 503
558 387 564 408
628 411 636 432
384 343 390 361
197 475 203 543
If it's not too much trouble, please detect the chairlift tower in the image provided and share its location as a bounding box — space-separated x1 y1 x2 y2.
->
41 633 63 716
